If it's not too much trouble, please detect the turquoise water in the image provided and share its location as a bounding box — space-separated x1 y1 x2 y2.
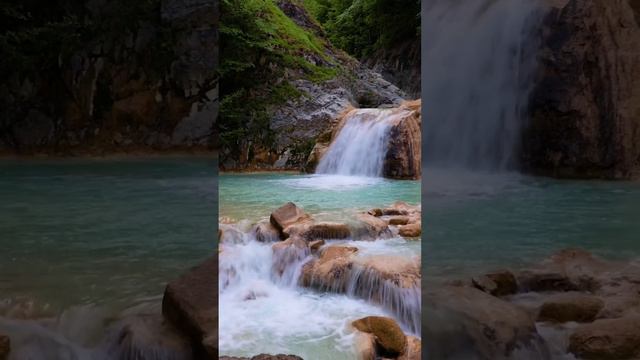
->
0 158 216 315
218 173 421 359
423 169 640 281
219 173 420 222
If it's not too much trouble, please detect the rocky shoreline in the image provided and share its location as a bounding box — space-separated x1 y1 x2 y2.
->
425 248 640 359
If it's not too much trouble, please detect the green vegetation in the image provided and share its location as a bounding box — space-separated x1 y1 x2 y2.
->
219 0 339 163
304 0 421 58
0 0 162 79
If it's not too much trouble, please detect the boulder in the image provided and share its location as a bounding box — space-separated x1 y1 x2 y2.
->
485 270 518 296
569 316 640 359
537 292 604 323
424 286 542 359
300 245 358 290
353 331 376 360
473 270 518 296
352 316 407 357
383 100 422 180
0 334 9 360
524 0 640 179
388 216 410 225
367 208 383 217
269 202 311 238
300 222 350 240
162 256 217 359
355 213 391 239
398 222 421 238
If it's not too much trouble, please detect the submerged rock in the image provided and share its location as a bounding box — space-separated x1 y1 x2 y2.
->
162 256 217 359
569 316 640 359
352 316 407 357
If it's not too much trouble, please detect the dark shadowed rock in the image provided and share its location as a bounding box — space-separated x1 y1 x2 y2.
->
352 316 407 357
253 221 280 242
486 270 518 296
0 334 9 359
569 316 640 359
398 335 422 360
524 0 640 179
537 292 604 323
424 286 544 359
162 256 217 359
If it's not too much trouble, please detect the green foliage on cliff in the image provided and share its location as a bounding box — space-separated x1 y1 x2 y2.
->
304 0 420 58
219 0 339 163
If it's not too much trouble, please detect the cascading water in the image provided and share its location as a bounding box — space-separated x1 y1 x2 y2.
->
316 109 408 177
423 0 548 171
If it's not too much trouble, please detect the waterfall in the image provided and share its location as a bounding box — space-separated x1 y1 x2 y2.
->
423 0 548 171
316 109 408 177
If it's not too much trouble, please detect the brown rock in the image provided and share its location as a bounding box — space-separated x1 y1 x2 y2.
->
352 316 407 357
162 256 217 359
383 100 422 180
398 222 421 237
485 270 518 296
382 208 408 216
524 0 640 179
424 286 540 359
309 239 325 253
0 334 9 360
388 216 410 225
517 271 577 292
367 208 383 217
272 237 309 276
398 336 421 360
356 213 391 238
270 202 311 237
301 222 350 240
538 292 604 323
353 331 376 360
569 316 640 359
471 275 498 295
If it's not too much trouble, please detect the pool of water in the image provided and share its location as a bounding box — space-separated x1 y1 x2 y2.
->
423 168 640 281
219 173 421 358
0 157 216 354
219 173 420 222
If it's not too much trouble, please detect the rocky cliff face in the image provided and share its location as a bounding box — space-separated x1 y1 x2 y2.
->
218 0 408 171
523 0 640 179
363 39 421 99
0 0 218 155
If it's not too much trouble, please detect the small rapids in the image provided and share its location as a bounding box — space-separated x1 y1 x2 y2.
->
316 108 410 177
218 226 421 358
